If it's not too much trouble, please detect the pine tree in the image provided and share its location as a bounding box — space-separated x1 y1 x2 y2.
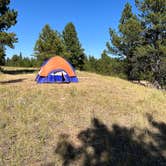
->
0 49 5 65
97 50 111 75
34 24 65 65
63 22 85 70
0 0 17 65
106 3 143 80
84 55 98 72
135 0 166 88
107 1 166 88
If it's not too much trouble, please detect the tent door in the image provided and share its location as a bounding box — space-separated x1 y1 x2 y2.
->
62 73 65 82
51 71 70 83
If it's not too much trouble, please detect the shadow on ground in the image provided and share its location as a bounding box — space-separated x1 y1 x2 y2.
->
0 78 26 84
1 68 37 75
54 114 166 166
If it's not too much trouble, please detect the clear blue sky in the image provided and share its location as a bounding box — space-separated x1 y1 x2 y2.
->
7 0 137 58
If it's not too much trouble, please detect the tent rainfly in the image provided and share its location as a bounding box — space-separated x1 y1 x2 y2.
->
35 56 78 83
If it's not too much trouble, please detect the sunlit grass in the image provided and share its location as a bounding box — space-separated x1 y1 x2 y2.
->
0 67 166 165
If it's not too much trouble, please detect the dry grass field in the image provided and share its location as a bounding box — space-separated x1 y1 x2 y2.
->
0 67 166 165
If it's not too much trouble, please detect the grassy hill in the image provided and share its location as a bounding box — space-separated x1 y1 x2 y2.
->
0 67 166 165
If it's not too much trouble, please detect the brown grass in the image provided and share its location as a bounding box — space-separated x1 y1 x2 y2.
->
0 67 166 165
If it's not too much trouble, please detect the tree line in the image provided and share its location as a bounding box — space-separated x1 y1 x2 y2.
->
0 0 166 89
5 53 36 67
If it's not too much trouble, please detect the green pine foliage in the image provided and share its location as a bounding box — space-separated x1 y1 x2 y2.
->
107 3 143 80
0 0 18 65
107 1 166 89
84 51 127 79
63 22 86 70
34 23 86 69
135 0 166 88
98 51 127 78
0 48 5 65
34 24 65 65
83 55 98 72
6 53 37 67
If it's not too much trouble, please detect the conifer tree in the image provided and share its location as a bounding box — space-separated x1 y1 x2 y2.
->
107 1 166 88
106 3 143 80
63 22 85 70
0 0 17 65
135 0 166 88
34 24 65 65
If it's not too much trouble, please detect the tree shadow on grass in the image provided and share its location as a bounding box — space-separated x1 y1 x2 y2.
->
0 78 26 84
1 68 37 75
55 115 166 166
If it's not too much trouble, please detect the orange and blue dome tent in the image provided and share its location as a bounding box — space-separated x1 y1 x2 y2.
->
35 56 78 83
